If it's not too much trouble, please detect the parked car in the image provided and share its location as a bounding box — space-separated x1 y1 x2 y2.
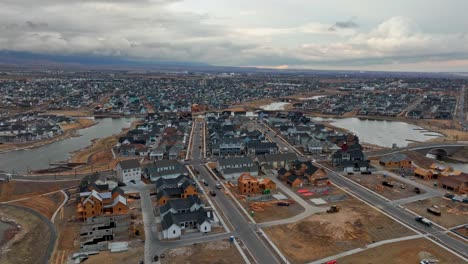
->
204 180 209 186
209 190 216 196
215 183 222 189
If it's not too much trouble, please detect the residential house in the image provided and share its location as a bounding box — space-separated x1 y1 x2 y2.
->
438 173 468 194
161 207 214 239
143 160 188 182
76 190 128 220
155 175 198 205
245 141 278 155
217 157 258 180
114 159 141 184
414 168 435 180
379 154 412 168
237 173 260 194
255 153 297 169
159 196 204 218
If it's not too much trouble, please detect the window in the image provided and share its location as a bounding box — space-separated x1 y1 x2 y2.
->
119 208 121 211
173 230 176 234
204 226 207 231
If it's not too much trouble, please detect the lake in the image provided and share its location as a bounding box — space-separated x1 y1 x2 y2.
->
311 117 442 148
260 102 291 111
0 117 138 174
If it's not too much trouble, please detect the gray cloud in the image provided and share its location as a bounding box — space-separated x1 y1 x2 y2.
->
329 20 358 31
25 21 48 29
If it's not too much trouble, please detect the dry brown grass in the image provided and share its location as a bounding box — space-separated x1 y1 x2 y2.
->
264 197 414 263
0 180 78 202
161 239 245 264
12 192 64 219
0 206 52 264
338 238 465 264
405 197 468 228
84 246 144 264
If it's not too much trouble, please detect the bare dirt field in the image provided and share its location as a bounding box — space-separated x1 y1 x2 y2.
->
452 226 468 241
12 192 64 219
0 180 79 202
0 205 52 264
403 151 436 168
161 239 245 264
84 246 144 264
405 197 468 228
338 238 465 264
46 109 93 117
346 173 423 200
264 197 415 264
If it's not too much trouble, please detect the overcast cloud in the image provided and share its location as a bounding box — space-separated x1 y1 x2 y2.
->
1 0 468 71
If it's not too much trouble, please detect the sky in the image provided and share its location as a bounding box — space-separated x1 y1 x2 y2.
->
1 0 468 71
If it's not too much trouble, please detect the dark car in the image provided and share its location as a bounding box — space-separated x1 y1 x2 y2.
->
209 190 216 196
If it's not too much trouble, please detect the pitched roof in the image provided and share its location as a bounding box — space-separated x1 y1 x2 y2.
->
117 159 140 170
379 154 410 163
161 207 210 230
218 157 254 167
159 196 202 215
256 153 297 163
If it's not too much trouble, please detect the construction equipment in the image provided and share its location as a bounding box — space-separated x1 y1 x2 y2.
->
327 205 340 213
427 206 442 216
382 181 394 188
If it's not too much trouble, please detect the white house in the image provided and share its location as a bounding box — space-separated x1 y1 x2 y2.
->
115 159 141 184
161 208 213 239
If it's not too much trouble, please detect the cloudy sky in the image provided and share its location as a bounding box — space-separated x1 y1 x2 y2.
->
1 0 468 71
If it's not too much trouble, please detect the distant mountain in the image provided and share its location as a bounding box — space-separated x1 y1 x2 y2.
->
0 50 210 69
0 50 464 79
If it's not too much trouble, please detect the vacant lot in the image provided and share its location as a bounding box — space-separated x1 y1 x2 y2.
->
85 246 144 264
264 197 414 264
231 187 304 223
346 173 423 200
338 238 465 264
161 239 245 264
0 180 78 202
405 197 468 228
12 192 64 219
0 205 52 264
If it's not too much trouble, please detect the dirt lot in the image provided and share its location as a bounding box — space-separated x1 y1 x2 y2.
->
264 196 415 264
346 173 423 200
405 197 468 228
0 205 52 264
84 246 144 264
12 192 64 219
452 226 468 241
161 239 245 264
338 238 465 264
0 180 79 202
227 185 304 223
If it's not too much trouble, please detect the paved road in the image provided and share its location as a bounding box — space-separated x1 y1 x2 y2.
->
257 176 327 228
191 119 280 264
0 170 114 182
260 122 468 260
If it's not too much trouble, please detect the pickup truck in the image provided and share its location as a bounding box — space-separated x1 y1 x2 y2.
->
415 216 432 226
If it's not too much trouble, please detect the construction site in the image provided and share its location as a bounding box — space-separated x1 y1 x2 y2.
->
345 173 424 200
225 180 305 223
292 185 349 207
405 197 468 228
263 196 415 264
338 238 466 264
161 239 246 264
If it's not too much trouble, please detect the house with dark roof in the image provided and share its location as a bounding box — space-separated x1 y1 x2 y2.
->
217 157 258 180
155 175 198 205
114 159 141 184
255 153 297 169
143 160 188 182
379 154 412 168
438 173 468 194
245 141 278 155
161 207 214 239
159 196 204 218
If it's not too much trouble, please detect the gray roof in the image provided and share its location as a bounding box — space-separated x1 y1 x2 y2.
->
159 196 202 215
118 159 140 170
161 207 210 230
218 156 254 167
256 153 297 163
223 165 258 175
379 153 410 163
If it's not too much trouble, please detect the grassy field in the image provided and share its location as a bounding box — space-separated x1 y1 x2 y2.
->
405 197 468 228
0 180 78 202
338 238 465 264
0 206 52 264
264 196 415 264
12 192 64 219
161 239 245 264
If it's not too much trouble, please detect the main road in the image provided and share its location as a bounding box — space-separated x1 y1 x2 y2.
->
257 121 468 260
190 119 280 264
